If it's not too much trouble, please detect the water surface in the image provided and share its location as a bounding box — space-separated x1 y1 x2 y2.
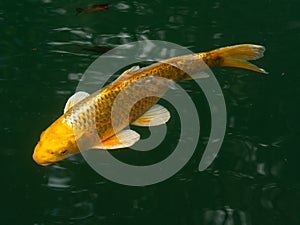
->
1 0 300 224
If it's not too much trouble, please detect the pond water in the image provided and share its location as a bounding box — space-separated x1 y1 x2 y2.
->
1 0 300 224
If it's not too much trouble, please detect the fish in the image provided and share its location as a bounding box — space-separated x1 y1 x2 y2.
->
33 44 267 166
76 3 112 15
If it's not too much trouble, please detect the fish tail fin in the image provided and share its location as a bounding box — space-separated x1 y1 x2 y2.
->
206 44 267 74
75 8 84 15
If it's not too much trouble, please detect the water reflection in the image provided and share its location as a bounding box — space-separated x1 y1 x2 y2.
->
114 2 131 11
40 164 96 223
44 165 73 190
36 151 300 225
208 134 287 179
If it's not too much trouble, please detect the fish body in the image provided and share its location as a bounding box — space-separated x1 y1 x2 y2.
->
76 3 112 14
33 44 266 166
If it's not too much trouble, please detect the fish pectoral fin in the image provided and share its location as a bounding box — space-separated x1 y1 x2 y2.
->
132 104 170 127
92 129 140 150
64 91 90 113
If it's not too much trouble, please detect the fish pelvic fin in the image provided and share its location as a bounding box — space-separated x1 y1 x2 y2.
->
132 104 170 127
92 129 140 150
205 44 267 74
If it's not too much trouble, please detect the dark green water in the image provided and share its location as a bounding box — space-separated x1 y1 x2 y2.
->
1 0 300 224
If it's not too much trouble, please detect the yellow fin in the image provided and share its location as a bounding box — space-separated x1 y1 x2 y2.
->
208 44 267 74
64 91 90 113
132 104 170 127
92 129 140 150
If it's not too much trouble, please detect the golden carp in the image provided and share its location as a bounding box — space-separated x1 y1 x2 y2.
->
33 44 267 166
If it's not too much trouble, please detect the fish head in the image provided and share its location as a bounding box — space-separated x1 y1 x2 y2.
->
33 117 79 166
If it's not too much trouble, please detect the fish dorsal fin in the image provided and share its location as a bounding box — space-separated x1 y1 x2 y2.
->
64 91 90 113
121 65 140 75
92 129 140 150
113 66 141 84
132 104 170 127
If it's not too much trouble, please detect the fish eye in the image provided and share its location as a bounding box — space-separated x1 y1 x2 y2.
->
60 150 68 155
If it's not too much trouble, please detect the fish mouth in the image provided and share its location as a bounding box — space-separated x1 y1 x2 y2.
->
39 162 51 166
32 152 52 166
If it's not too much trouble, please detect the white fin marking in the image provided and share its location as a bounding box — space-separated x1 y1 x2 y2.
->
64 91 90 113
92 129 140 150
132 104 170 127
